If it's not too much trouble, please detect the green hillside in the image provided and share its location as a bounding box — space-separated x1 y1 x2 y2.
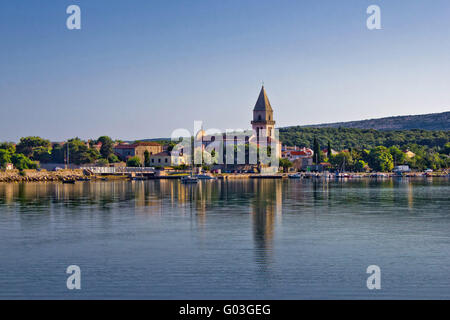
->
279 127 449 151
301 111 449 131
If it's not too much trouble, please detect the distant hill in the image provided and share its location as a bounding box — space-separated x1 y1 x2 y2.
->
133 112 449 150
299 111 450 131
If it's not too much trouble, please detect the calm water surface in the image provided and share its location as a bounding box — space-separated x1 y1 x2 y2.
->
0 178 449 299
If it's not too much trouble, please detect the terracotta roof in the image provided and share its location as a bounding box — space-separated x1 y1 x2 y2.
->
151 151 171 157
290 151 309 156
253 86 273 111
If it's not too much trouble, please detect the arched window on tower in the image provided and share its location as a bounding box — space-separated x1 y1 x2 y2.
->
258 115 262 121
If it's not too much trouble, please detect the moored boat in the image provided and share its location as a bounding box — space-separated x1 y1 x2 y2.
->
181 176 198 184
195 174 216 180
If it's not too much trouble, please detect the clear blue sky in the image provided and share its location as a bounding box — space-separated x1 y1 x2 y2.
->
1 0 449 142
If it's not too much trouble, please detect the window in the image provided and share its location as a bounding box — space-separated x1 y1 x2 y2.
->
165 158 168 163
258 115 261 120
151 159 154 163
158 159 161 163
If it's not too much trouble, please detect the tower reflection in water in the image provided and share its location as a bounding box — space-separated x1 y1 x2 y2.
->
250 180 282 269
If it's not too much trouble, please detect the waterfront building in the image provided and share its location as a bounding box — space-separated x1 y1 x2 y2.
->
114 142 163 163
282 147 313 162
292 157 313 171
149 151 186 166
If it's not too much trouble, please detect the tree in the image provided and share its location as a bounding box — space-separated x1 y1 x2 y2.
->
32 146 52 163
97 136 114 159
444 142 450 155
279 127 450 151
388 146 406 166
327 141 332 159
97 158 109 166
0 149 12 168
369 146 394 172
127 156 141 167
11 153 37 170
108 154 120 163
210 149 218 165
16 136 51 158
279 158 293 173
144 150 150 167
50 144 65 163
330 152 353 171
0 142 16 153
313 136 322 164
65 138 100 165
354 160 369 172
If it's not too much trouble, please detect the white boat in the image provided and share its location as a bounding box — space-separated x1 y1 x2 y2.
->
288 173 302 179
181 176 198 184
335 172 349 178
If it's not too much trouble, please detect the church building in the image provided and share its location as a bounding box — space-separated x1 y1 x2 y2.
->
193 85 281 171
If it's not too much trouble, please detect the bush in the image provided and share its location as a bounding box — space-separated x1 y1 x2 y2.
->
108 154 120 163
0 149 12 168
127 156 141 167
11 153 37 170
97 158 109 166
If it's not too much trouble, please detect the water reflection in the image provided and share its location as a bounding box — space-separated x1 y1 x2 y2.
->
0 178 448 261
251 180 283 269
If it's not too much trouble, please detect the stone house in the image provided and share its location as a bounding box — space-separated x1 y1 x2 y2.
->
292 158 313 171
114 142 162 163
149 151 186 167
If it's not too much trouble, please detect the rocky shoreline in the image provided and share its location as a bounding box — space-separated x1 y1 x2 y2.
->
0 169 87 182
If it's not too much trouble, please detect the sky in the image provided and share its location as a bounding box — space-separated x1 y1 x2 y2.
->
0 0 449 142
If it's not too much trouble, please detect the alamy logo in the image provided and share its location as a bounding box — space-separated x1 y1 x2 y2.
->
170 121 280 172
366 265 381 290
66 265 81 290
367 5 381 30
66 5 81 30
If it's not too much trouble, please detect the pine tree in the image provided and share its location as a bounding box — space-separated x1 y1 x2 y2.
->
313 137 322 164
327 141 332 160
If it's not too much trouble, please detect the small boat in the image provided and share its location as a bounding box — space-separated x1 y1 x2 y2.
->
288 173 302 179
335 172 349 178
195 174 216 180
370 173 388 178
77 177 91 182
131 176 146 181
101 177 108 181
393 171 404 177
62 179 76 184
181 176 198 184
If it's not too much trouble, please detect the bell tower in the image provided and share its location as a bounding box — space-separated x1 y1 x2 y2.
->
251 86 275 140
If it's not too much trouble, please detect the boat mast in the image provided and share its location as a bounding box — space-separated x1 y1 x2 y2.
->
66 142 70 169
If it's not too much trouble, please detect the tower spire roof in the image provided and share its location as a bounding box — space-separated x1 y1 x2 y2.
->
253 86 273 111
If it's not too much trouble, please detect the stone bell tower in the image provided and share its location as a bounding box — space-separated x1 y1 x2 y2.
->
251 86 275 141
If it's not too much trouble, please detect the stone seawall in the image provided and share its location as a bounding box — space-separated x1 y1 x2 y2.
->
0 169 86 182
